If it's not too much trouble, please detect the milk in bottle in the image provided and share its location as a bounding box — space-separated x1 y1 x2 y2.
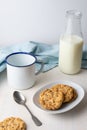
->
59 35 83 74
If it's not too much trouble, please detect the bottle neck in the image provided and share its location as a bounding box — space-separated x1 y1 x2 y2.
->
65 10 82 37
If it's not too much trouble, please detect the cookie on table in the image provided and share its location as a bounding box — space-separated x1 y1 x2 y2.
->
51 84 75 103
39 88 64 110
0 117 26 130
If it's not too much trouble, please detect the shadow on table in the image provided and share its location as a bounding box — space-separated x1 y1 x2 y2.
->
0 69 7 85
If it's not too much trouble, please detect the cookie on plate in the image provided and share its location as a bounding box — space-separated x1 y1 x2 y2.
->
39 88 64 110
51 84 75 103
71 88 78 101
0 117 26 130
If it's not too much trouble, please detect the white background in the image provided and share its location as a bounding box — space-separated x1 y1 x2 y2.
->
0 0 87 45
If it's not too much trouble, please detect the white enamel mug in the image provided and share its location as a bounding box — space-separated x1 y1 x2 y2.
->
5 52 44 90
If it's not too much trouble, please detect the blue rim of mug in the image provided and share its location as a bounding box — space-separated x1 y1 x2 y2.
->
5 52 37 67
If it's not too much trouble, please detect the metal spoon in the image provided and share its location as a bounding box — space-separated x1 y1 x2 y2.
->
13 91 42 126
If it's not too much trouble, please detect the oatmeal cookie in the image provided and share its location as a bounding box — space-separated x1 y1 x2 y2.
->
51 84 74 103
71 88 78 101
0 117 26 130
39 89 64 110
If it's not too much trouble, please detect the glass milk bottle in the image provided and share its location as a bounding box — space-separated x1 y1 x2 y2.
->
59 10 83 74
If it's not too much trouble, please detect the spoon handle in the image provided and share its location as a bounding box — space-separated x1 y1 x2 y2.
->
24 104 42 126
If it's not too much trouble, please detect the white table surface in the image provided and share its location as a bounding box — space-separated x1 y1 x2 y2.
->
0 67 87 130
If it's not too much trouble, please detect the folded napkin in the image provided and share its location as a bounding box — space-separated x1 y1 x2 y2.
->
0 41 87 73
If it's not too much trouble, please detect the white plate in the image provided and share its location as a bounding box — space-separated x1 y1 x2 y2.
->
33 80 85 114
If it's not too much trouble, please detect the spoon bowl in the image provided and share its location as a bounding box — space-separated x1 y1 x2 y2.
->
13 91 26 105
13 91 42 126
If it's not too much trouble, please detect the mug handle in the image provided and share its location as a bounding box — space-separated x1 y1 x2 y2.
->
35 60 44 75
